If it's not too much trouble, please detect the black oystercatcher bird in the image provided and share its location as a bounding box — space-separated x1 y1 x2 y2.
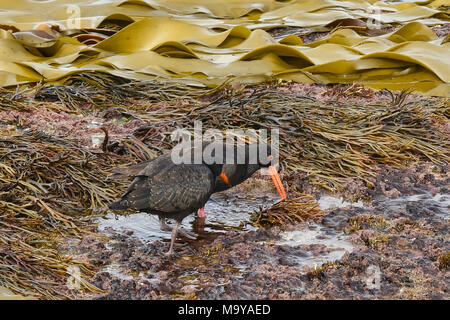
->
109 142 287 220
108 153 223 256
108 142 286 255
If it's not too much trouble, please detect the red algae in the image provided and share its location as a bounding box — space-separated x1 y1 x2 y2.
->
0 109 146 148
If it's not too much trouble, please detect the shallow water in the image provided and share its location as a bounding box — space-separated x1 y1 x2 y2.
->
103 263 134 281
97 192 448 265
97 194 277 243
375 193 450 220
275 223 355 268
98 193 358 270
318 193 449 220
98 194 368 243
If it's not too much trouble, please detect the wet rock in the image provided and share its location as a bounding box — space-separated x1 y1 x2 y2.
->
278 257 297 266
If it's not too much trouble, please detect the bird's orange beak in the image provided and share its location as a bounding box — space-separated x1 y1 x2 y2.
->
268 165 287 201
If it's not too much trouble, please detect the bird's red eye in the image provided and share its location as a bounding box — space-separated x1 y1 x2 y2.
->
219 171 231 186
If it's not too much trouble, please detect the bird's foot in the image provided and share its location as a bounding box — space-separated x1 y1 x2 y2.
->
165 249 174 257
165 221 180 257
197 207 206 219
160 217 196 240
177 228 197 240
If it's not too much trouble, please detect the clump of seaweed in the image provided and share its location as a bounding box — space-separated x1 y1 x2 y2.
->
304 261 340 280
437 252 450 270
250 194 324 227
0 127 130 299
30 72 215 112
345 215 388 234
0 87 31 110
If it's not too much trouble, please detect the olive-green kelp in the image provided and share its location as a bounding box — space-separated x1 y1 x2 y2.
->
2 0 449 29
0 0 448 95
0 128 130 299
251 194 324 227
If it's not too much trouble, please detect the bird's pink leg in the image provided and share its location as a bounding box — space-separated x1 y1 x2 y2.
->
197 207 206 219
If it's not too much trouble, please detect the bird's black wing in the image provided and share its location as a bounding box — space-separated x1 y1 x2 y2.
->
108 159 153 180
148 163 215 213
109 141 217 181
110 162 215 214
108 150 176 181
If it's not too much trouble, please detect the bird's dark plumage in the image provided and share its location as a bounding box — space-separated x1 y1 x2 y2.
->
109 157 217 221
108 146 224 255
